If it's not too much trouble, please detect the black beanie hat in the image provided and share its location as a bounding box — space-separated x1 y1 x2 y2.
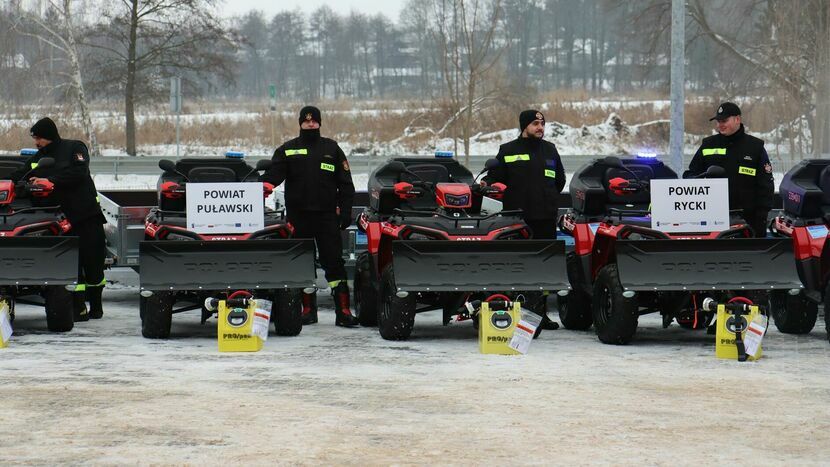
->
519 109 545 132
299 106 321 126
30 117 60 141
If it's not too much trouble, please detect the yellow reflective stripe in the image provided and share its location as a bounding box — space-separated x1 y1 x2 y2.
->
285 149 308 156
74 284 86 292
738 166 756 176
320 162 335 172
328 280 344 288
544 169 556 178
504 154 530 163
87 278 106 287
701 148 726 156
30 162 38 169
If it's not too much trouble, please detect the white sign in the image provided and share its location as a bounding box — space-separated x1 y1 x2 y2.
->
650 179 729 233
186 182 264 234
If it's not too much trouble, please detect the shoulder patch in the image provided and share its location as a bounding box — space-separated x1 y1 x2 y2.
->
342 160 350 171
764 163 772 174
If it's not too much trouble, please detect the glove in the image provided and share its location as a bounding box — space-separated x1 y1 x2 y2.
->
338 211 352 230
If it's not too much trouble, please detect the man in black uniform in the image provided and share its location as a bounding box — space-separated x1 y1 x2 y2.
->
486 109 566 330
263 106 358 327
685 102 775 237
12 118 107 321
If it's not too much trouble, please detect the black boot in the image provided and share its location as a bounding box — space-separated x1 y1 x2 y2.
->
87 285 103 319
333 283 358 328
301 291 317 325
73 291 89 322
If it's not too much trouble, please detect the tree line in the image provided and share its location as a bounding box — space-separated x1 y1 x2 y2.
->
0 0 827 156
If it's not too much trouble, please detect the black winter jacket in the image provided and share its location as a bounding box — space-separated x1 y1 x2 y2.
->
485 137 566 220
686 125 774 214
262 130 355 217
10 138 103 225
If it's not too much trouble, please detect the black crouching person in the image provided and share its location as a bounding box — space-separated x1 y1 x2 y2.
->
11 118 107 321
262 106 358 327
485 109 566 330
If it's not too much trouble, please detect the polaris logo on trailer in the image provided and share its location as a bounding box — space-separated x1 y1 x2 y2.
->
437 262 524 273
183 261 272 273
660 261 753 273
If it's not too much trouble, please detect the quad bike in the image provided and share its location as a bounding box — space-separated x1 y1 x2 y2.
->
138 156 316 339
771 159 830 340
558 155 800 344
353 156 569 340
0 153 78 332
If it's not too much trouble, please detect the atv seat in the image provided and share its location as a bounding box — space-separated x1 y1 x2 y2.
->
188 166 238 183
0 160 24 180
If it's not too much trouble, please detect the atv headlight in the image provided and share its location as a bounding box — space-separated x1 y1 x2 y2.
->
166 232 197 241
443 193 470 207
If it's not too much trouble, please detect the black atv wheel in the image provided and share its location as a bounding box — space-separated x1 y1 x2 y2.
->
592 264 638 345
44 285 74 332
354 252 378 327
273 289 303 336
772 290 818 334
559 252 592 330
378 266 416 340
141 291 174 339
557 292 593 330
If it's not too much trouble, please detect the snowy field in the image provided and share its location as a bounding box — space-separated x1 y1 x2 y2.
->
1 269 829 464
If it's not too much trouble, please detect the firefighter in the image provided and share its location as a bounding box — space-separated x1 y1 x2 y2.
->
12 118 107 321
685 102 775 237
486 109 566 330
263 106 358 327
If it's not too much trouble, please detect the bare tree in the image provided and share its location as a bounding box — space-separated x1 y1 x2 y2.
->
14 0 99 156
431 0 505 163
86 0 236 156
689 0 830 155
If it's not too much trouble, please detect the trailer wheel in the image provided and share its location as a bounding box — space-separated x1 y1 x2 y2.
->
825 283 830 343
592 264 638 344
559 252 592 330
44 286 74 332
141 291 173 339
354 252 378 327
273 289 303 336
558 292 593 330
378 266 415 340
772 290 818 334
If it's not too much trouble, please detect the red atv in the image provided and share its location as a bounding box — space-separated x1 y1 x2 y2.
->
771 159 830 340
353 156 569 340
138 156 316 339
559 156 800 344
0 153 78 332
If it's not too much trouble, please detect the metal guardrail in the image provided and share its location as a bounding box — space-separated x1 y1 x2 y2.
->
0 152 807 177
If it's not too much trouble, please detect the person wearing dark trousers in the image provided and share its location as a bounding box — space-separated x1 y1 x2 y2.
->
485 109 566 330
11 118 107 321
263 106 358 327
685 102 775 238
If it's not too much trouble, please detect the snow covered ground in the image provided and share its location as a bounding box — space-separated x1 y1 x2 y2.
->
1 269 829 464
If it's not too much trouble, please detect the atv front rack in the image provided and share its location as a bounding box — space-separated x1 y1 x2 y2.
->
391 239 569 292
139 239 316 291
615 238 801 291
0 236 79 285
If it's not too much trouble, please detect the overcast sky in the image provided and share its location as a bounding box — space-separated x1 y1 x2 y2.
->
219 0 406 21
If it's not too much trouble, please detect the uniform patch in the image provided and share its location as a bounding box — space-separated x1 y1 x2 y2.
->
764 163 773 174
305 113 313 121
75 153 84 162
342 160 350 171
743 155 752 161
